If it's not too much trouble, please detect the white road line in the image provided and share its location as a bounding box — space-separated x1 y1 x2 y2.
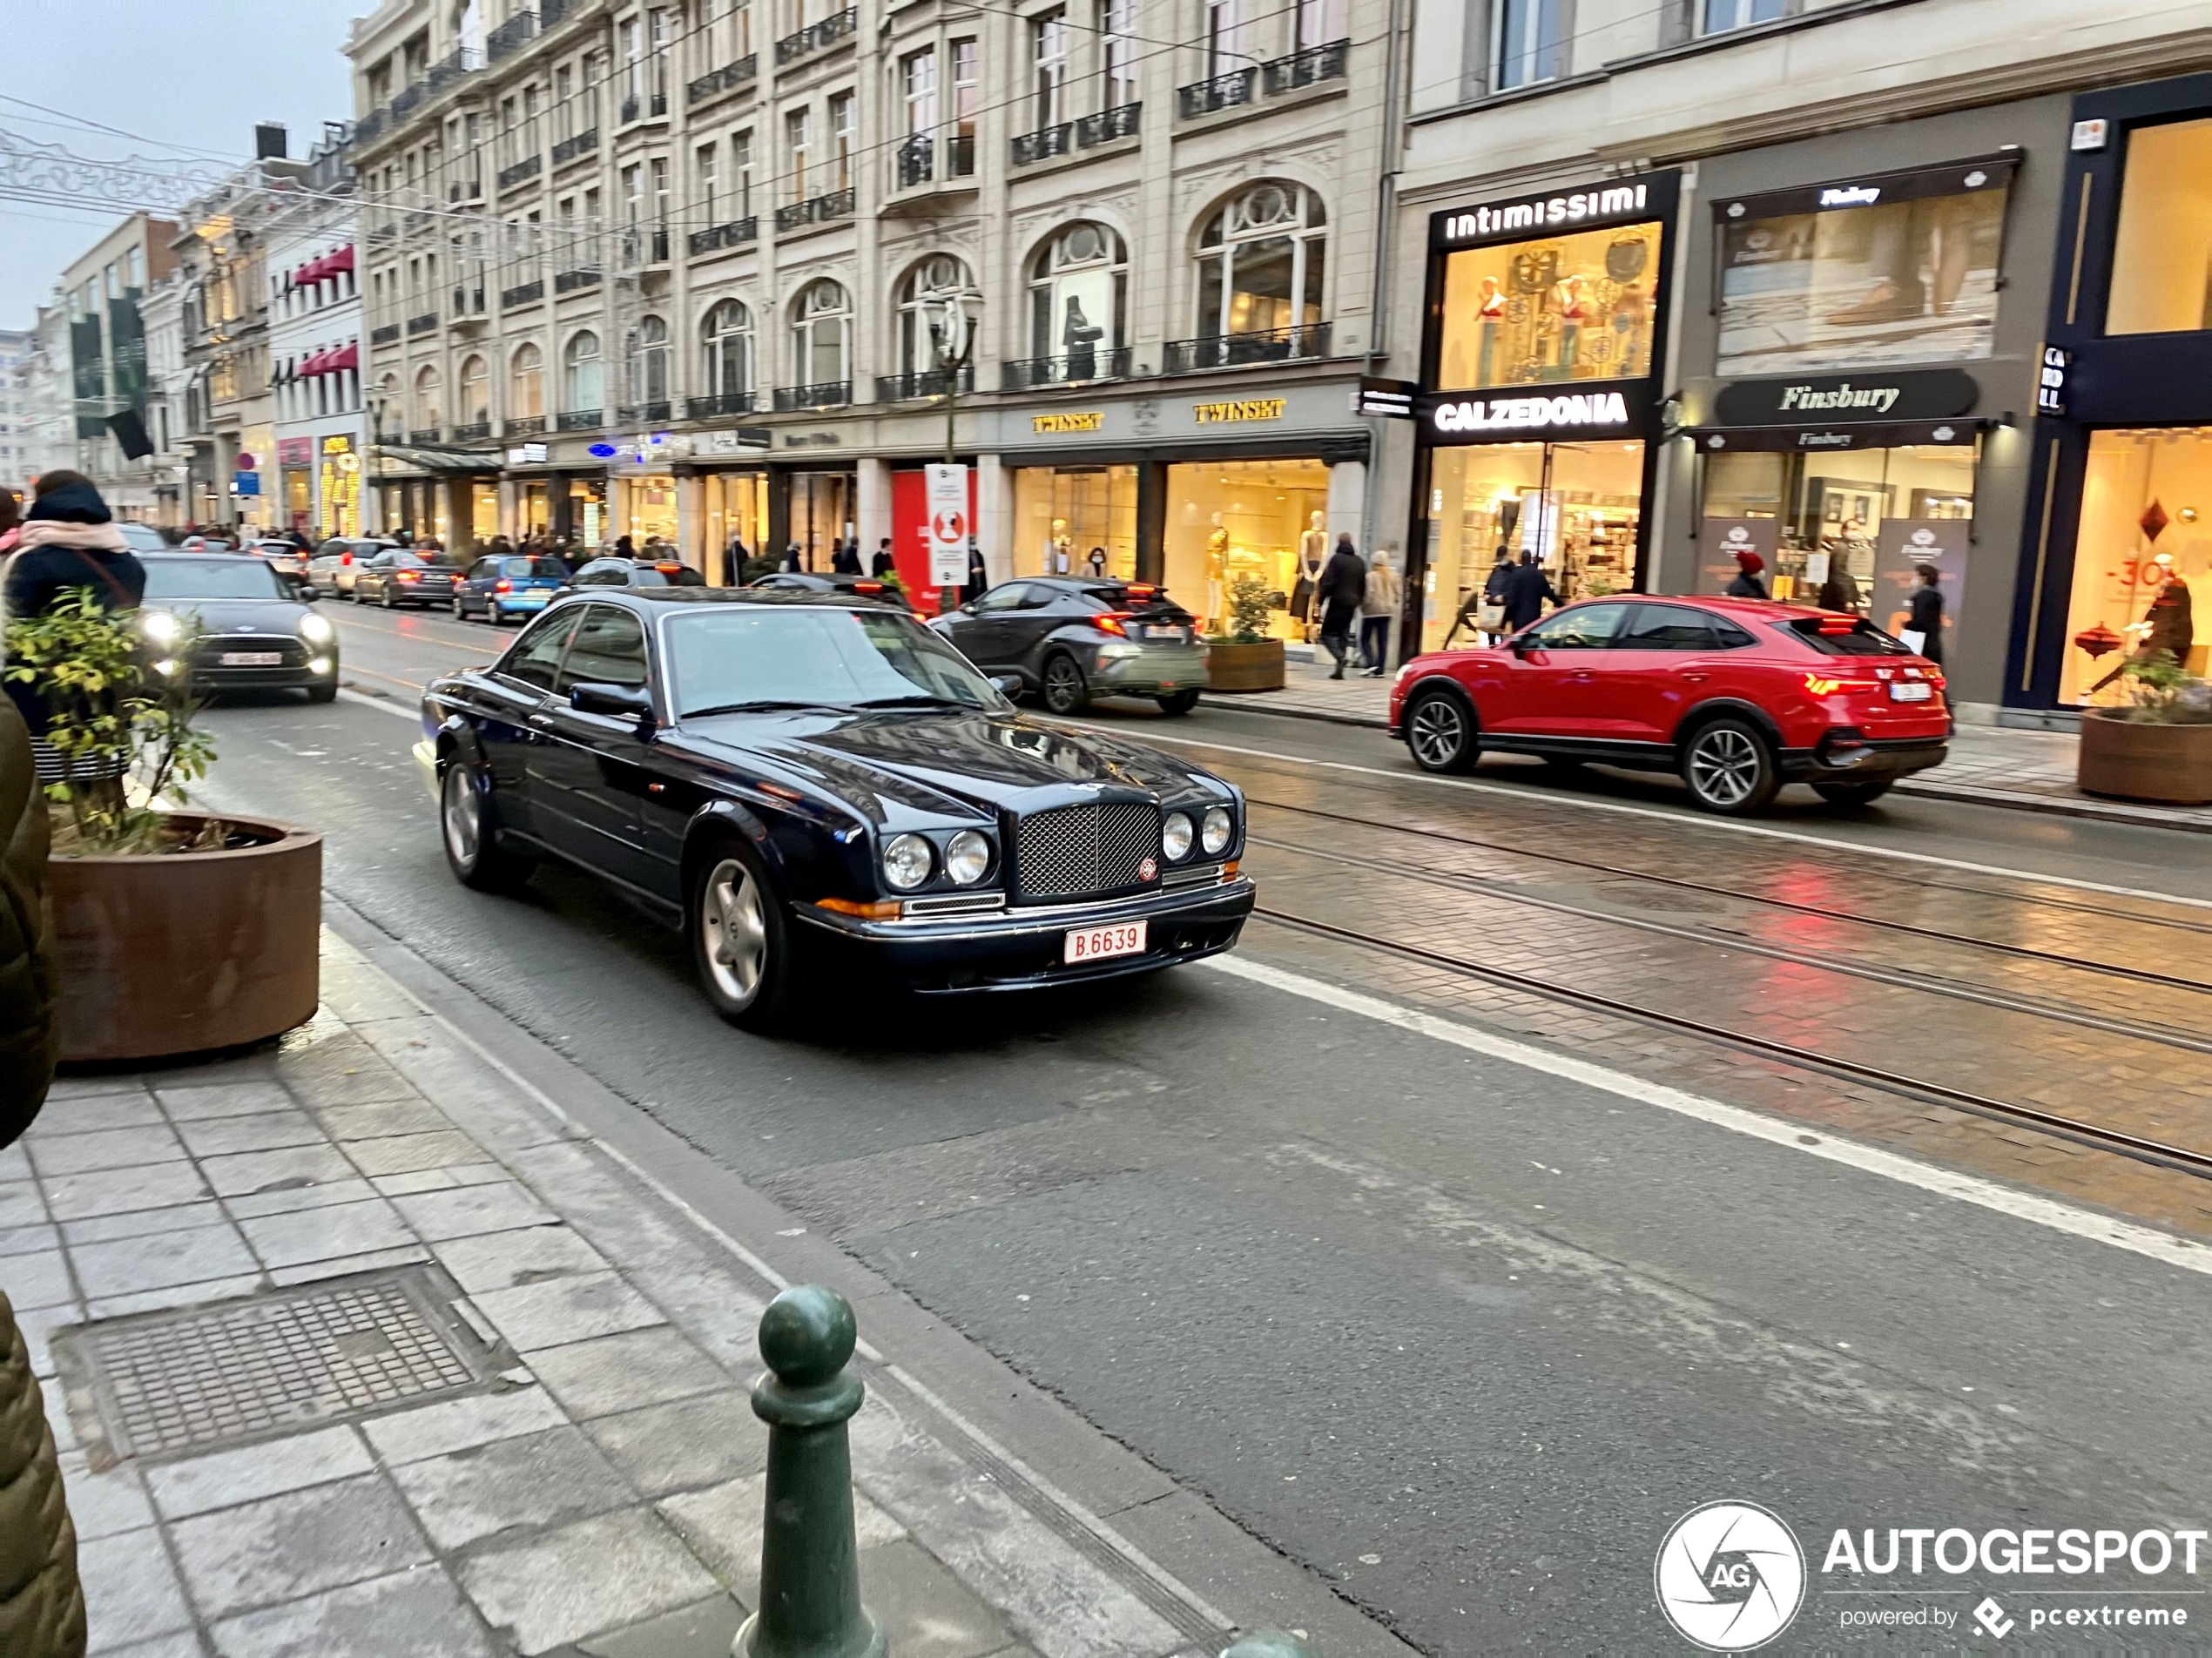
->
1085 723 2212 914
336 686 420 720
1202 953 2212 1280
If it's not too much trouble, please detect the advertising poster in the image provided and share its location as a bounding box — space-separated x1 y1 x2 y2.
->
925 463 971 588
1696 516 1780 595
1872 518 1969 651
1437 220 1661 392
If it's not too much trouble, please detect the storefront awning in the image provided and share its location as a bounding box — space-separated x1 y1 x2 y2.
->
1682 419 1986 453
374 442 503 473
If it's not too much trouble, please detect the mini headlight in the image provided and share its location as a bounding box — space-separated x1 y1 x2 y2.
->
945 829 991 886
1200 805 1232 856
1162 812 1194 861
299 612 334 644
307 657 332 676
882 832 934 891
141 611 180 644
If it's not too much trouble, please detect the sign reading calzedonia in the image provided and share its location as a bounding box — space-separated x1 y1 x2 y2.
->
1417 379 1649 443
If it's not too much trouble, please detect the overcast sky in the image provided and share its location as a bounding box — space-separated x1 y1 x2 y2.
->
0 0 364 327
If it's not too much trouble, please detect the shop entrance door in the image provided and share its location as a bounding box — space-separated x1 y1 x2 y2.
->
790 471 853 570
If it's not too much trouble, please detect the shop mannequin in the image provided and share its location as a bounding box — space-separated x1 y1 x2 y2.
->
1475 274 1506 387
1553 273 1588 374
1205 512 1230 631
1294 510 1326 639
2180 542 2212 676
1046 516 1072 575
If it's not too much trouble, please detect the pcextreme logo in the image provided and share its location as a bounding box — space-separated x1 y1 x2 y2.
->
1655 1501 1807 1651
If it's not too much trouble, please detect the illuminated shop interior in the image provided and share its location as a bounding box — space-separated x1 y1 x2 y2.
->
2060 427 2212 704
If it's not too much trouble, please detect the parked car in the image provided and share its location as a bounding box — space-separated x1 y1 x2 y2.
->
137 553 339 701
930 577 1209 715
561 557 709 592
306 537 393 599
415 589 1254 1028
454 554 573 623
242 538 309 586
178 534 236 553
748 571 918 611
354 548 465 608
116 522 170 553
1388 596 1950 814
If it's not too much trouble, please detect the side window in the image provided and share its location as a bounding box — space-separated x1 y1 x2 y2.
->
500 608 583 691
1018 585 1059 610
558 606 650 691
1523 602 1629 650
469 557 499 579
576 563 624 585
1616 603 1716 651
971 583 1032 613
1711 617 1758 648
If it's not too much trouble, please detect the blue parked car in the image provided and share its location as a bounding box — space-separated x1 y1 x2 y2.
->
453 555 573 624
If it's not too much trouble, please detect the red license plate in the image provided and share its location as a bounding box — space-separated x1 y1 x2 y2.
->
1064 920 1147 964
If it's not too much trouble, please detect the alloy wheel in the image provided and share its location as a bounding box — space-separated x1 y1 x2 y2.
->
701 858 767 1008
1408 698 1466 768
1689 727 1761 807
441 765 480 868
1044 657 1084 713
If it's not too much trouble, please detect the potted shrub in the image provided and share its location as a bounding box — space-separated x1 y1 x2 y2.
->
2076 650 2212 806
1203 575 1286 692
4 592 321 1062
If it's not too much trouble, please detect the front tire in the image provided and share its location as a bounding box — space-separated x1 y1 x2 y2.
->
440 758 535 891
1405 688 1477 773
450 596 466 618
691 841 799 1031
1156 690 1200 716
1042 653 1089 715
1681 718 1781 814
1813 779 1894 809
306 681 338 704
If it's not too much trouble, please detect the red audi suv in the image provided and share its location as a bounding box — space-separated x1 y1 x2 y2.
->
1386 596 1949 814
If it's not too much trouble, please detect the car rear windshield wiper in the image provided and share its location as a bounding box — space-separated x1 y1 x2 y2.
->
681 699 843 718
848 694 980 709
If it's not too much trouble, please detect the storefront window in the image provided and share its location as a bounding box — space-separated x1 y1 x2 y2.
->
571 477 607 547
702 472 769 576
1715 164 2011 377
1420 441 1642 653
1012 465 1136 581
2106 119 2212 336
1438 221 1661 391
475 482 501 540
318 438 360 537
621 475 678 548
1162 458 1330 638
2060 428 2212 704
789 471 853 568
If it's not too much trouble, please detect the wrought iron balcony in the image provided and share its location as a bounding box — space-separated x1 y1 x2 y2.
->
408 427 440 443
1262 37 1350 93
550 128 597 166
688 217 759 255
541 0 572 25
1010 122 1072 166
773 189 853 233
895 133 932 188
1000 347 1132 389
392 83 426 119
1162 322 1332 374
554 267 601 293
775 6 855 64
556 408 603 431
370 322 401 346
688 56 758 103
427 46 477 91
617 401 672 424
504 416 547 435
450 420 492 441
874 366 973 401
407 312 438 335
686 391 755 418
487 9 536 60
352 109 388 147
448 176 483 202
497 153 542 190
772 381 851 411
501 279 545 308
1177 66 1258 117
620 84 670 124
451 285 487 317
1076 102 1142 145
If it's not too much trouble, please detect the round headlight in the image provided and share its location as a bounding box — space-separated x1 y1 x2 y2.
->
141 610 180 644
881 832 934 891
945 829 991 886
1162 812 1194 862
1200 805 1232 856
299 612 334 644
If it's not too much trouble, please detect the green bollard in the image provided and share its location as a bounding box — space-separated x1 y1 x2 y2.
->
736 1284 887 1658
1221 1633 1319 1658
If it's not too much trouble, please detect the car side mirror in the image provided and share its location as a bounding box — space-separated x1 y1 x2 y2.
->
959 601 978 615
570 682 654 723
988 673 1023 698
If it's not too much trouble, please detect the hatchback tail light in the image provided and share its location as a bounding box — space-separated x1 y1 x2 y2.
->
654 563 684 575
1095 613 1133 637
395 570 420 583
1804 673 1878 697
340 552 352 564
495 578 513 593
853 580 883 594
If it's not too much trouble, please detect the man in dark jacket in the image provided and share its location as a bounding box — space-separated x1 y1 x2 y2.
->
871 538 895 577
1500 549 1557 632
1314 533 1367 679
831 538 862 575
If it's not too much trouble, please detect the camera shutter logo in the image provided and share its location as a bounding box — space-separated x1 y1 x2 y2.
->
1654 1501 1805 1651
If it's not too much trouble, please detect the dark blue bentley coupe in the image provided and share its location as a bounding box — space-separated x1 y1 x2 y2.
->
414 587 1255 1028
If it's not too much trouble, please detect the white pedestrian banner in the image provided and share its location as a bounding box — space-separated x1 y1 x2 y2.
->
925 463 970 588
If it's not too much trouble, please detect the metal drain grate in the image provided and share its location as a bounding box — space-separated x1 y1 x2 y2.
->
57 1266 500 1460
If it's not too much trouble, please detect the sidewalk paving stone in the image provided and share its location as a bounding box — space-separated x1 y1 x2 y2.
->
167 1473 435 1618
468 1270 665 1351
455 1508 725 1655
362 1386 572 1466
388 1425 633 1551
580 1391 765 1497
208 1568 498 1658
524 1327 734 1420
26 1125 186 1177
77 1527 194 1653
431 1223 611 1294
70 1223 258 1300
237 1196 415 1267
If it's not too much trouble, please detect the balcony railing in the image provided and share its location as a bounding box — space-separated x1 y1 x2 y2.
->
874 366 974 401
487 9 536 60
427 46 477 91
353 109 388 147
773 189 853 233
407 312 438 335
504 416 547 435
1262 37 1350 93
556 408 602 431
392 83 427 119
618 85 670 125
501 279 545 308
1000 347 1132 389
541 0 573 25
370 322 401 346
550 128 597 165
1076 102 1143 145
408 427 441 443
448 176 483 202
894 133 976 189
497 153 542 190
775 6 856 64
451 284 487 317
688 216 759 254
1010 122 1072 166
450 420 492 441
688 55 758 103
686 391 755 418
1177 66 1258 117
617 401 672 424
1162 322 1332 374
773 381 850 410
554 267 602 293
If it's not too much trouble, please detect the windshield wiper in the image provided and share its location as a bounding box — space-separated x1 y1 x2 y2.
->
848 694 977 710
681 699 842 718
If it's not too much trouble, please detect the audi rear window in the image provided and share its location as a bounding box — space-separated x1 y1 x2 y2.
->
1782 617 1913 657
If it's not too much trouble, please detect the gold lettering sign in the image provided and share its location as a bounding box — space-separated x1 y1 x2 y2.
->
1032 412 1104 433
1191 398 1286 425
320 434 354 454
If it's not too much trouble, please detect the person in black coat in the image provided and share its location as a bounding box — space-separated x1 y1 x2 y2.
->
723 536 747 587
1905 563 1945 666
1725 549 1769 600
831 538 862 575
964 542 988 603
1500 549 1557 632
871 538 895 577
1313 533 1368 679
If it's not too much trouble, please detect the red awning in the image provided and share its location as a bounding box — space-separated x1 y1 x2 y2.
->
327 341 359 373
295 255 327 286
325 244 355 275
297 348 331 377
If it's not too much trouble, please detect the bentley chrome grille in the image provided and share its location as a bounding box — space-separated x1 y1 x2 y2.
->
1014 802 1161 900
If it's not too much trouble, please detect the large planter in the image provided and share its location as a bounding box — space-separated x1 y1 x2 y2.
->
49 813 322 1062
1204 639 1286 693
2076 709 2212 805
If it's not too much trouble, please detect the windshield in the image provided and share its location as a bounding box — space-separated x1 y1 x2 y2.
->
141 560 291 601
666 607 1004 718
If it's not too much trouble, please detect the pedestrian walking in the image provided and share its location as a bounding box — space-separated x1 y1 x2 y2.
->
1315 532 1367 680
832 537 861 575
1359 549 1401 676
1817 563 1861 614
1905 563 1945 666
964 540 988 603
872 537 895 577
1725 548 1769 599
724 535 748 587
1085 545 1108 576
1500 549 1557 633
615 533 637 561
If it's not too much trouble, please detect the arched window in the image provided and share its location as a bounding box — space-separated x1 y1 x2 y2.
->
509 344 543 421
563 329 603 414
630 314 670 405
895 254 977 379
459 354 489 427
790 280 849 389
412 364 442 433
1192 182 1325 343
702 300 753 401
1027 222 1126 377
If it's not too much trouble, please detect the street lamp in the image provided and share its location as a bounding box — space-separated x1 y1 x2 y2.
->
917 284 979 464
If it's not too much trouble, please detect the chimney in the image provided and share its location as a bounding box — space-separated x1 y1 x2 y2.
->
254 123 289 159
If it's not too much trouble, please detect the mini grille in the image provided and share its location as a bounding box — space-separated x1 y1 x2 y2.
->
1015 802 1160 899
